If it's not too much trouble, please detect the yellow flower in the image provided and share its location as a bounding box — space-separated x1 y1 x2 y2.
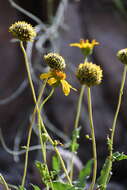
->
70 39 99 56
9 21 36 42
40 70 77 96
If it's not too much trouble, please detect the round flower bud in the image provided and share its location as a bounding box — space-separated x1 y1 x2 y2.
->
76 62 103 86
44 53 66 71
9 21 36 42
42 133 49 142
117 48 127 65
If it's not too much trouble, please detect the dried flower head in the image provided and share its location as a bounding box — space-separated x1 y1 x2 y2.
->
76 62 103 86
44 53 66 71
40 69 76 96
9 21 36 42
117 48 127 65
70 39 99 57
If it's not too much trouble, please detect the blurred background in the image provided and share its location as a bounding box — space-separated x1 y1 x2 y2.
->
0 0 127 189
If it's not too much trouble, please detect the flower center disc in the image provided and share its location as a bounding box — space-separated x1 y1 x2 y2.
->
53 70 66 80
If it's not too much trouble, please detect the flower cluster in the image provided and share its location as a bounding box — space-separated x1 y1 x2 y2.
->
40 53 76 96
9 21 36 42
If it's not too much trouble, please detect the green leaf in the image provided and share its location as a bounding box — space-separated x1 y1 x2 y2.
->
72 127 81 139
76 159 93 188
35 161 46 178
51 181 82 190
31 184 41 190
35 161 50 184
70 142 79 153
52 155 60 172
97 158 112 190
18 186 27 190
113 152 127 161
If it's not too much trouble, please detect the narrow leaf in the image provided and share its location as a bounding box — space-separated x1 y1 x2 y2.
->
18 186 27 190
51 181 82 190
52 155 60 172
97 158 112 190
113 152 127 161
76 159 93 188
31 184 41 190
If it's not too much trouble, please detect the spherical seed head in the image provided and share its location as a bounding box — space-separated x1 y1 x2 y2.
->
117 48 127 65
44 53 66 71
76 62 103 86
9 21 36 42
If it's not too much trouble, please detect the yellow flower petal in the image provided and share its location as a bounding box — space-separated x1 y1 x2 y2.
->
69 84 77 91
40 72 52 80
92 40 99 46
70 39 99 50
69 43 81 48
60 80 70 96
47 77 57 85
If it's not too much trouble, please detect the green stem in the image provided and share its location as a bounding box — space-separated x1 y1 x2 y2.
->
38 97 72 184
20 41 72 186
38 88 54 190
0 174 9 190
104 64 127 188
38 87 54 161
74 85 85 130
21 80 47 187
20 41 37 104
70 55 87 181
41 123 72 185
40 88 54 112
70 85 85 180
111 65 127 150
87 87 97 190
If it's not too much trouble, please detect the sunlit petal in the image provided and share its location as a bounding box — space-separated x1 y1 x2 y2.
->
92 40 99 46
68 84 77 91
47 77 57 85
69 43 81 48
60 80 71 96
40 72 52 79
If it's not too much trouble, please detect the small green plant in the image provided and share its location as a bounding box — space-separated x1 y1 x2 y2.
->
1 19 127 190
